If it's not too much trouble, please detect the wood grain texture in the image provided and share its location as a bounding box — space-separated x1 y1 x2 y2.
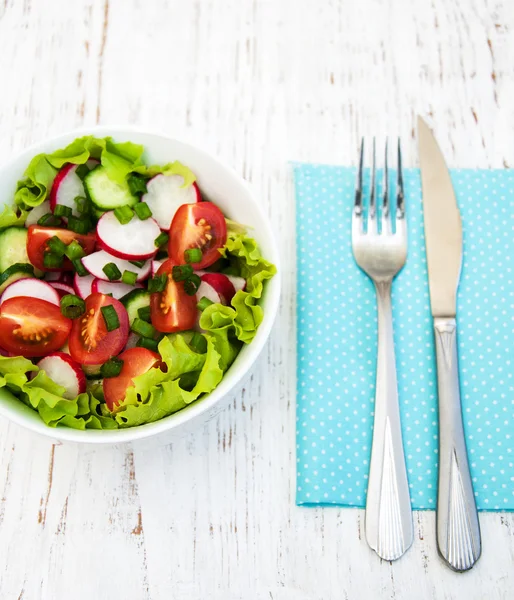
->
0 0 513 598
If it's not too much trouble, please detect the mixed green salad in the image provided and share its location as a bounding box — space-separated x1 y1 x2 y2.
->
0 136 275 429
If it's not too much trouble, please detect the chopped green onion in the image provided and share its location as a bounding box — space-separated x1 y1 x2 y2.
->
43 252 64 269
47 236 68 256
103 262 122 281
197 296 214 311
154 232 169 248
114 205 134 225
68 215 92 234
183 274 201 296
131 318 157 338
65 240 85 260
37 213 61 227
60 294 85 319
172 264 193 282
137 305 151 322
100 358 124 378
129 259 147 269
184 248 202 264
72 258 88 276
148 274 167 293
190 332 207 354
122 270 138 286
101 304 120 332
136 337 159 352
53 204 72 219
127 174 148 196
134 202 152 220
74 196 90 215
75 164 90 180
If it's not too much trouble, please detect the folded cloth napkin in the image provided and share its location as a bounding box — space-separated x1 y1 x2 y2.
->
294 163 514 510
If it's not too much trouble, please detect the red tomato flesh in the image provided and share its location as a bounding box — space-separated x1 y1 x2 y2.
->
0 297 72 357
27 225 97 272
150 259 197 333
68 293 129 365
168 202 227 269
103 347 163 411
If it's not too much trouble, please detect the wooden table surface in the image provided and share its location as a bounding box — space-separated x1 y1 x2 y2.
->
0 1 513 598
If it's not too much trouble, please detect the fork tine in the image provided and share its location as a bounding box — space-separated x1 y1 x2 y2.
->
382 138 389 232
368 138 377 233
354 138 364 217
396 138 405 220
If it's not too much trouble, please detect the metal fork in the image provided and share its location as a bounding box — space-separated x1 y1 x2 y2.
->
352 139 413 561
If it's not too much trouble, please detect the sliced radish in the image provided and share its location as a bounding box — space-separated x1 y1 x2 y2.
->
199 273 236 304
196 279 223 305
96 211 161 260
73 273 95 299
0 278 60 307
45 271 74 286
141 174 201 230
82 250 151 282
124 332 140 351
92 279 142 300
37 352 86 399
49 160 98 217
25 200 51 227
151 259 165 276
50 282 75 296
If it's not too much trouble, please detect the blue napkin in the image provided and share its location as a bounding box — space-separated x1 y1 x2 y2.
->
294 163 514 511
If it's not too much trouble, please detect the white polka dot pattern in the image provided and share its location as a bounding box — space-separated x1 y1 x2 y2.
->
294 164 514 511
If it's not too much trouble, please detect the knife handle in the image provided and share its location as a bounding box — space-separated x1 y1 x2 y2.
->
434 317 481 571
365 281 413 561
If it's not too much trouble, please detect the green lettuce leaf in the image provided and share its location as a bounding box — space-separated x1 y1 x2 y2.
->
134 160 196 187
199 233 276 344
0 355 118 429
14 136 146 208
0 204 29 229
113 334 222 427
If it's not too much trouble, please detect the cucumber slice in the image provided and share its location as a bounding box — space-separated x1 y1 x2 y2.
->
0 227 30 272
0 263 34 293
84 167 138 211
120 289 151 325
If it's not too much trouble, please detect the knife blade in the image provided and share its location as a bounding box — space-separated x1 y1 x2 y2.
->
418 116 481 572
418 117 462 318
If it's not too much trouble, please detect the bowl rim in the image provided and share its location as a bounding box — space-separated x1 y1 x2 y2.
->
0 125 281 444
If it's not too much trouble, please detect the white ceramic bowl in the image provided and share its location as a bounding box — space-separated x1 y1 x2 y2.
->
0 127 280 444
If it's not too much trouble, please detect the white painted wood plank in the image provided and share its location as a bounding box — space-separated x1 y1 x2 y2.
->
0 0 513 598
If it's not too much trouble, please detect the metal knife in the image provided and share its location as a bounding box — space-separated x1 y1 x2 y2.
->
418 116 481 572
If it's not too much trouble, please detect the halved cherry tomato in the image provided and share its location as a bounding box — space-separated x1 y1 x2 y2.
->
27 225 97 272
103 347 163 411
168 202 227 269
150 259 197 333
68 293 129 365
0 297 72 357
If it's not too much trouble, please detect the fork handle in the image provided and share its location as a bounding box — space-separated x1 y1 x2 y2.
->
365 281 413 561
434 317 481 571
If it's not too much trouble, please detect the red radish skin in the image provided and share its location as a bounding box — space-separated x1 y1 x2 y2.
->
141 174 201 230
92 279 143 300
96 211 161 260
200 273 236 304
73 273 95 299
49 160 98 217
25 200 51 227
45 271 74 286
50 282 75 296
151 259 165 276
0 279 60 307
82 250 151 282
37 352 86 399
